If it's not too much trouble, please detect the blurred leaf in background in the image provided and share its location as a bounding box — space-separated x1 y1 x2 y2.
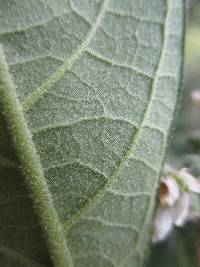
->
148 220 200 267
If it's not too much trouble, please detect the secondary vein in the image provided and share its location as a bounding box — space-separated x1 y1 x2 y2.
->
119 0 185 265
22 0 109 113
63 0 170 234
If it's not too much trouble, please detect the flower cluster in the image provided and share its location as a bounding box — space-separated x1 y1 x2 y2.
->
152 167 200 243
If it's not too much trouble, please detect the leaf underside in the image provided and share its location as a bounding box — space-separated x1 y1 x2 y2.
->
0 0 185 266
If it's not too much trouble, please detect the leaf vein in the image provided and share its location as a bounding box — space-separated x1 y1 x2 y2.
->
85 48 153 78
32 116 138 134
63 0 167 235
22 0 109 112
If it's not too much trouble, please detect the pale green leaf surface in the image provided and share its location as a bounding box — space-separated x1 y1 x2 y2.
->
0 0 185 266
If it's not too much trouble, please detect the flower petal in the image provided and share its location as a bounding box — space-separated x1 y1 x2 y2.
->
171 192 190 226
152 207 174 243
160 176 180 206
178 168 200 193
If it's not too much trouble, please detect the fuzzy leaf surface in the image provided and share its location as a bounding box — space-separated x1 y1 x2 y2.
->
0 0 185 266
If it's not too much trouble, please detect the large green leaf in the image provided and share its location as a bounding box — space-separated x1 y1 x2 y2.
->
0 0 185 266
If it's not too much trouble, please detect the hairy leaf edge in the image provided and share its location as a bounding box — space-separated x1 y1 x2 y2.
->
141 0 186 265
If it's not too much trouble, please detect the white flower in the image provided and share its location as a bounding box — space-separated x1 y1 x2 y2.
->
152 168 200 243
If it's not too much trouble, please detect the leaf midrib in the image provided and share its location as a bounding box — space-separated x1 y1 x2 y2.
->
0 46 71 267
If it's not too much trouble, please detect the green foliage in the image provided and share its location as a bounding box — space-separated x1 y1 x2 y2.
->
0 0 185 266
